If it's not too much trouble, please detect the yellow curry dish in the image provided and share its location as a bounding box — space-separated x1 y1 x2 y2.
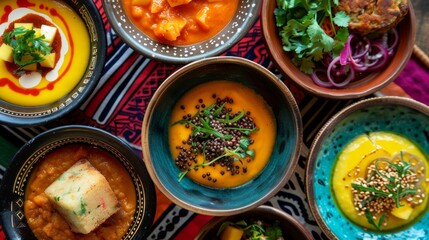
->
169 81 276 188
0 0 90 106
332 132 429 231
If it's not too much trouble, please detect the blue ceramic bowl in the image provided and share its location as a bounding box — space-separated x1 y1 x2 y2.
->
142 56 302 216
0 125 156 239
306 97 429 239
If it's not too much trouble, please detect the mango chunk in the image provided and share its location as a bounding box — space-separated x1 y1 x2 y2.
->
195 7 210 31
34 28 42 38
220 225 244 240
14 23 33 31
23 63 38 71
391 203 414 220
14 23 33 37
132 0 151 5
0 43 14 63
167 0 192 7
40 24 57 45
154 18 187 41
40 52 56 68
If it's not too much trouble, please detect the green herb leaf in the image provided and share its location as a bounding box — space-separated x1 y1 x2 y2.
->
3 26 52 69
333 11 350 27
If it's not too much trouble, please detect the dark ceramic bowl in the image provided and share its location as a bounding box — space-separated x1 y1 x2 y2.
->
0 0 106 127
306 97 429 239
261 1 416 99
195 205 313 240
0 125 156 240
102 0 260 64
142 56 302 216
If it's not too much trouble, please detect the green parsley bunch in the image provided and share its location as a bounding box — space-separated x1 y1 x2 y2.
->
275 0 350 74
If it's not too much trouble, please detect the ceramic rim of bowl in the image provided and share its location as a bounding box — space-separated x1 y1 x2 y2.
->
102 0 261 64
0 125 156 239
0 0 106 127
195 205 314 239
142 56 303 216
305 96 429 239
261 1 416 99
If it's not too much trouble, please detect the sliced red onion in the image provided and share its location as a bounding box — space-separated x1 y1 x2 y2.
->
311 69 334 88
327 56 355 88
366 42 389 71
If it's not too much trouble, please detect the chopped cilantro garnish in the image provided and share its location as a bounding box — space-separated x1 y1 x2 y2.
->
275 0 350 74
2 26 52 70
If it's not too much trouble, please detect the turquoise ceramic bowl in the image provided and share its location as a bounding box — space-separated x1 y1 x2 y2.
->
142 56 302 216
306 97 429 239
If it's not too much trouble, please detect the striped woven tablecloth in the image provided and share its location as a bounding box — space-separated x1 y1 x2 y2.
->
1 1 429 239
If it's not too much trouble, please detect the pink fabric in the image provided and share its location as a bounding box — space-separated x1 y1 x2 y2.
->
395 55 429 105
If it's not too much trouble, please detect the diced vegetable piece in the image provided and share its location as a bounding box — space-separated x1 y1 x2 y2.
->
207 0 223 2
14 23 33 31
167 0 192 7
14 23 34 37
220 225 244 240
154 18 187 41
195 7 210 31
34 28 42 38
23 63 38 71
150 0 166 13
40 24 57 45
0 43 14 63
391 203 414 220
132 0 151 5
131 6 144 18
20 55 37 71
40 52 56 68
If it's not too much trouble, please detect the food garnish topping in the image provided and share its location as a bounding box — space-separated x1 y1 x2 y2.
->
351 151 427 230
0 23 56 73
172 96 258 183
217 219 284 240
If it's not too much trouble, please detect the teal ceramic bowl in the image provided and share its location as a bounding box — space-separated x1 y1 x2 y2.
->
306 97 429 239
142 56 302 216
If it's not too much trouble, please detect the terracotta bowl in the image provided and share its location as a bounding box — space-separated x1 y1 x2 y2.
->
0 125 156 239
195 205 313 240
306 97 429 239
261 1 416 99
0 0 106 126
103 0 261 64
142 56 302 216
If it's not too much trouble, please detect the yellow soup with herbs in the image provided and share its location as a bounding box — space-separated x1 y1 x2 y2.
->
169 81 276 188
332 132 429 231
0 0 90 106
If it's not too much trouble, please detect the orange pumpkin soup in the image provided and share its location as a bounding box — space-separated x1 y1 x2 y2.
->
123 0 239 45
169 81 276 188
24 144 136 240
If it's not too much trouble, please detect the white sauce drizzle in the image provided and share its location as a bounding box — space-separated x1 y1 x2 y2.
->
0 8 69 89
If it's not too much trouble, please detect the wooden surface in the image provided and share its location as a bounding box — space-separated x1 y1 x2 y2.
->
413 0 429 54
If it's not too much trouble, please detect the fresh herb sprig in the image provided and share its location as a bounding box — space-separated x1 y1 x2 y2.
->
274 0 350 74
351 151 424 230
217 219 284 240
173 100 259 182
177 137 255 182
3 26 52 69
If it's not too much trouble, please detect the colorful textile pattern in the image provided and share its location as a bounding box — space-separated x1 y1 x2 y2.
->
1 0 429 239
